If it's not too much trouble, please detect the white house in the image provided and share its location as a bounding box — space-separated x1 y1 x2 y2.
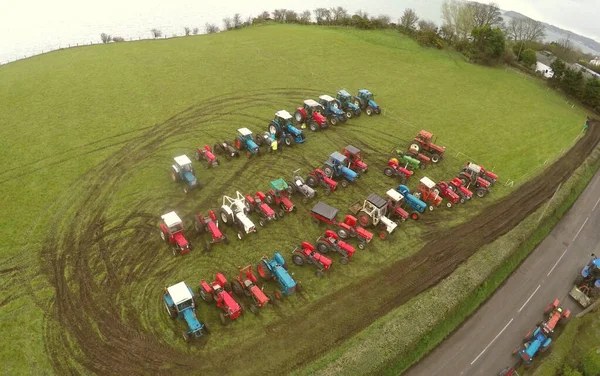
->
590 57 600 66
535 61 554 78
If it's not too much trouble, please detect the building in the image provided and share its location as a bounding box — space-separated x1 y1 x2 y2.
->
590 57 600 66
535 62 554 78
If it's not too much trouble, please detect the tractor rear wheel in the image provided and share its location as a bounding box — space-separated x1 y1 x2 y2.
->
294 111 304 124
340 257 349 265
353 98 361 108
268 122 280 136
239 302 245 316
254 135 263 146
160 229 168 243
199 289 213 303
214 143 223 154
358 211 373 227
165 301 177 319
292 254 306 266
256 263 272 280
194 220 205 233
235 138 243 150
220 209 233 225
398 174 407 185
306 175 318 188
316 240 331 253
355 109 361 117
232 281 244 297
430 154 441 163
170 170 179 182
383 167 394 177
265 293 277 305
265 194 274 204
365 106 373 116
194 150 201 161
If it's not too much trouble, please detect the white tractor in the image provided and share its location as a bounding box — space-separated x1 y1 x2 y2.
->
349 193 398 239
220 191 257 240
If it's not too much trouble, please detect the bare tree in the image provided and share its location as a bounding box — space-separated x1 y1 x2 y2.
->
232 13 242 28
100 33 112 43
223 17 233 30
330 7 349 24
400 9 419 32
184 27 191 36
112 36 125 42
418 20 438 32
299 10 312 24
441 0 474 40
472 2 502 28
259 11 270 20
314 8 332 24
439 24 455 41
206 23 220 34
272 9 287 22
192 27 199 35
506 17 545 42
150 29 162 38
284 10 298 23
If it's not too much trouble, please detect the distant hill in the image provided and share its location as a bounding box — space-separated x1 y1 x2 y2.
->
503 10 600 55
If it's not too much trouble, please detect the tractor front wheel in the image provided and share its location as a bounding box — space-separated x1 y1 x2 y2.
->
277 210 285 218
419 163 426 170
302 197 309 204
183 331 190 342
430 154 441 163
340 115 348 123
340 257 349 265
383 167 394 177
358 242 365 250
237 231 244 240
346 110 353 119
446 202 452 208
249 304 258 315
428 205 434 211
365 106 373 116
309 121 319 132
330 116 338 126
258 219 266 227
325 188 331 196
323 166 334 178
203 322 210 335
341 180 349 188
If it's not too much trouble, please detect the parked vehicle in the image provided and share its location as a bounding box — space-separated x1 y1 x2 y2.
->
309 201 373 249
322 152 358 187
458 163 491 198
256 253 298 298
353 89 381 115
396 185 428 220
335 89 361 118
409 130 445 163
232 265 273 314
384 158 413 184
219 191 257 240
292 242 332 277
170 155 199 193
199 273 243 325
305 169 338 195
163 281 208 342
349 193 398 239
288 169 317 203
315 230 355 264
294 99 328 132
194 210 228 251
318 94 347 125
341 145 368 174
265 178 296 214
234 128 260 158
160 211 191 255
194 145 219 168
245 192 279 226
569 254 600 307
268 110 306 145
213 140 240 160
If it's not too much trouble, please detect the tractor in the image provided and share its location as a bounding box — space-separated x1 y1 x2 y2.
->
213 140 240 160
383 158 414 184
318 94 347 125
461 162 498 186
406 147 431 168
512 324 552 368
409 130 446 163
309 201 373 249
256 252 298 298
541 299 571 333
292 242 332 277
294 99 328 132
288 169 317 203
569 254 600 307
396 185 428 220
435 181 462 205
341 145 368 175
163 281 208 342
232 265 273 314
392 151 426 170
315 230 355 264
413 177 447 209
384 189 410 222
458 163 491 198
194 210 229 251
245 192 279 226
305 169 338 196
234 128 261 158
265 178 296 214
268 110 306 146
335 89 361 119
447 178 473 202
349 194 398 239
353 89 381 116
199 273 243 325
160 211 191 256
219 191 257 240
322 152 358 187
170 155 199 193
194 145 219 168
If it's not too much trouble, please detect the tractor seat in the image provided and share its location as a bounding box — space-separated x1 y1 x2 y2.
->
244 279 253 288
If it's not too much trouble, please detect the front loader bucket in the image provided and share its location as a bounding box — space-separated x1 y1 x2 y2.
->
569 285 591 307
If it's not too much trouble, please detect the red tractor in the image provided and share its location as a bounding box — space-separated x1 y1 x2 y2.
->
294 99 328 132
305 169 338 195
245 192 279 226
194 144 219 168
385 189 410 222
194 210 229 251
542 299 571 333
232 265 273 314
414 177 447 209
341 145 368 175
159 211 191 256
409 130 446 163
265 179 295 214
447 177 473 202
458 163 491 198
291 242 332 277
199 273 243 325
383 158 413 184
309 201 373 249
462 162 498 186
435 181 462 205
315 230 355 264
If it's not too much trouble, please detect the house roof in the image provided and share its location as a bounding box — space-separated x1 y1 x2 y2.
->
174 155 192 166
167 281 193 305
536 52 556 67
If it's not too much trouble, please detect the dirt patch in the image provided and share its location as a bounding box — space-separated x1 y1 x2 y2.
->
37 103 599 375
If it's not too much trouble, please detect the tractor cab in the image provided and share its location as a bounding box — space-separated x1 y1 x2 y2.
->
171 155 198 192
174 155 194 173
327 152 349 167
318 94 340 110
415 130 434 145
303 99 324 116
274 110 293 126
342 145 367 173
237 127 254 141
167 281 196 312
357 89 374 102
162 211 184 235
271 178 291 197
337 89 352 102
386 189 404 207
583 255 600 283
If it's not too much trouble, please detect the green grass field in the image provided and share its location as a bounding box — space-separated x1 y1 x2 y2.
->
0 24 586 374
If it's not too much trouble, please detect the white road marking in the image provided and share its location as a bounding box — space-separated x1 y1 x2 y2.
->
547 248 569 276
594 197 600 211
518 284 542 312
572 217 589 242
470 318 514 365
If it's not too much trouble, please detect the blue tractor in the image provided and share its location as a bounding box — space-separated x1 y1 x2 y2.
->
512 325 552 368
396 185 427 220
256 252 297 299
234 127 261 158
322 152 358 188
268 110 306 146
318 95 347 125
170 155 199 193
353 89 381 116
569 254 600 307
163 281 209 342
336 89 361 119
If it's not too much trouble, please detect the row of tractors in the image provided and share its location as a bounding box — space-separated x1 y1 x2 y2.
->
169 89 381 193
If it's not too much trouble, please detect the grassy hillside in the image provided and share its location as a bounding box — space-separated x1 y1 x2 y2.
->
0 24 586 374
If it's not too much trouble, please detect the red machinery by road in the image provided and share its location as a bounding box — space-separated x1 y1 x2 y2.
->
447 177 473 202
232 265 272 314
309 201 373 249
194 210 228 251
245 192 279 226
315 230 355 264
305 169 338 195
409 130 446 163
199 273 243 325
194 144 219 168
385 189 410 222
341 145 368 175
542 299 571 333
414 177 447 209
292 242 332 277
160 211 191 256
458 163 491 198
265 178 295 214
435 181 462 205
383 158 413 184
462 162 498 186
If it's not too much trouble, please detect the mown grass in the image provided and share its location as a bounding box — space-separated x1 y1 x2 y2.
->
0 24 586 373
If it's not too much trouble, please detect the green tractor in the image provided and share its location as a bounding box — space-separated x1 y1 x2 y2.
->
392 149 426 170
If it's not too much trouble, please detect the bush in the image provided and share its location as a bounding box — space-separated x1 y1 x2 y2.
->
563 364 584 376
112 36 125 42
503 47 516 64
581 348 600 376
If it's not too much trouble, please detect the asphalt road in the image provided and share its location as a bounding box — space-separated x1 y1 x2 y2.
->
405 171 600 376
